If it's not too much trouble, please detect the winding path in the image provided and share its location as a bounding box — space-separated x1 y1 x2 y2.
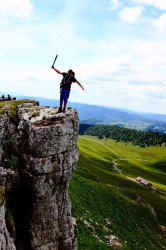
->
79 136 153 177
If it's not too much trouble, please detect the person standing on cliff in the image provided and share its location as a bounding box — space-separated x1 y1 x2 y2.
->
51 66 84 113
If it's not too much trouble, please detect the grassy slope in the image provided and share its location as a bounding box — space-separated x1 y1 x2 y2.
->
69 135 166 250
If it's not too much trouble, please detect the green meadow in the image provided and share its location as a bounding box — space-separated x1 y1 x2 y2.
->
69 135 166 250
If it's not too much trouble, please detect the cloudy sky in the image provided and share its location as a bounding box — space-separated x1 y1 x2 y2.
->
1 0 166 114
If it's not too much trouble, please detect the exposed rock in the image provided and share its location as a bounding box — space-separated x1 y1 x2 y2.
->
105 235 122 249
0 109 18 250
104 218 112 225
71 217 77 226
0 203 16 250
0 101 79 250
160 225 166 238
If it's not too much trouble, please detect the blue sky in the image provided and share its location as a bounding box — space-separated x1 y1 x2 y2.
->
1 0 166 114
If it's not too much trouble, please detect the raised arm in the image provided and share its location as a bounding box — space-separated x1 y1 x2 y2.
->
76 80 84 90
51 66 62 75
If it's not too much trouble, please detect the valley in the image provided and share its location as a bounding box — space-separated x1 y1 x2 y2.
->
69 136 166 249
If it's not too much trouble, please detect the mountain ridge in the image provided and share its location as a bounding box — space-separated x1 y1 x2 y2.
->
1 92 166 129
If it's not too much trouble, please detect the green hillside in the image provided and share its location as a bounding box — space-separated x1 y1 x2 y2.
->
69 136 166 250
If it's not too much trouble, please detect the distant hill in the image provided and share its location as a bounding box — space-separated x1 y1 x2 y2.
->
1 92 166 133
140 113 166 122
76 104 145 123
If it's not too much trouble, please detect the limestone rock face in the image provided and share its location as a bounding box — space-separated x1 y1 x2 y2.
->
0 102 79 250
0 110 17 250
0 203 16 250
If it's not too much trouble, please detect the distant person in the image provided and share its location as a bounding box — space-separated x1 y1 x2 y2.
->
1 94 5 101
7 94 11 101
51 66 84 113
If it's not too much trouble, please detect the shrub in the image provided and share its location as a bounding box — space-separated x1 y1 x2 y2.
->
7 155 18 169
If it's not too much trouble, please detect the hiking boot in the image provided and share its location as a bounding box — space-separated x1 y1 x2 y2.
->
57 107 62 113
62 108 66 113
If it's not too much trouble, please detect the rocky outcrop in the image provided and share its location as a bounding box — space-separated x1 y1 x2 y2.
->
0 106 17 250
0 169 16 250
0 101 79 250
0 202 16 250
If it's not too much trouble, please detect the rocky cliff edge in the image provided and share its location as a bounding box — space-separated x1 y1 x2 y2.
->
0 100 79 250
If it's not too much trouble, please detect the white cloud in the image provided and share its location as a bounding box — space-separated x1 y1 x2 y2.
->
132 0 166 10
0 0 33 18
70 37 166 113
1 36 166 113
119 6 144 23
0 1 166 114
109 0 121 10
153 13 166 33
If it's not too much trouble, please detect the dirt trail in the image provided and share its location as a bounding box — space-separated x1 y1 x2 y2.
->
79 137 152 177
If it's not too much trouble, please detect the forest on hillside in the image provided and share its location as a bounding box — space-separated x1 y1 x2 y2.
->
79 124 166 147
